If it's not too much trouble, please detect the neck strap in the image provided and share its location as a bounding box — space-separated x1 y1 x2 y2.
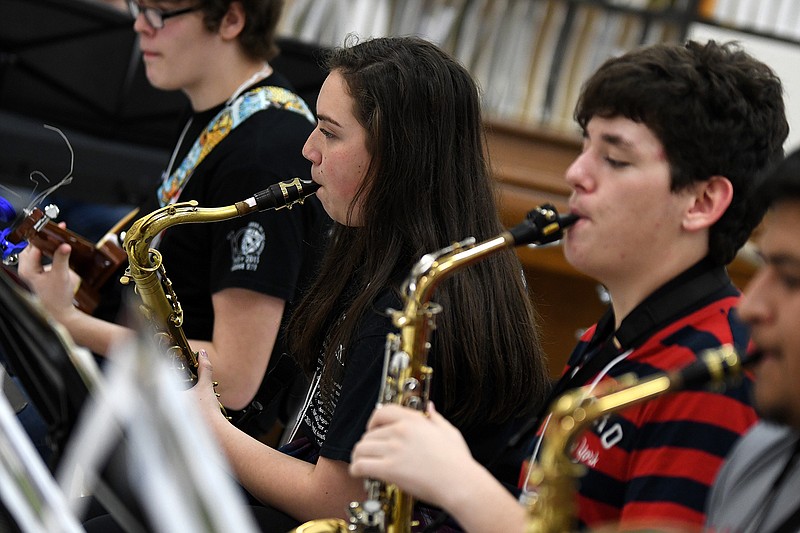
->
157 85 314 207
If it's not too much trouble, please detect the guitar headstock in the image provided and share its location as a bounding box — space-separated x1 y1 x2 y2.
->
1 205 60 265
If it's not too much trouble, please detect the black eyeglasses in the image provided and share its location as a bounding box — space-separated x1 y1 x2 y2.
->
127 0 201 29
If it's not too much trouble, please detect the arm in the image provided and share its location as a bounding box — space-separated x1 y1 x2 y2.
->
189 288 284 410
350 403 527 533
18 242 284 410
193 352 367 521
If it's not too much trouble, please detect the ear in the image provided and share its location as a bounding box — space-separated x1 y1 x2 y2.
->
218 1 246 40
682 175 733 232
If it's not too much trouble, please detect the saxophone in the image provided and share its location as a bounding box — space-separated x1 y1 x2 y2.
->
292 204 577 533
119 178 319 390
524 344 750 533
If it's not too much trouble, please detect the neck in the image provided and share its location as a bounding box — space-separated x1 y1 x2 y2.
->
186 59 272 111
607 250 708 330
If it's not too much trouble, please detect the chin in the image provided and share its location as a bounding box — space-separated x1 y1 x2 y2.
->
754 403 793 427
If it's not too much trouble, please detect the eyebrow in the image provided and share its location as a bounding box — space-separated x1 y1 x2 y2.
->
598 132 635 150
316 113 342 128
758 250 800 270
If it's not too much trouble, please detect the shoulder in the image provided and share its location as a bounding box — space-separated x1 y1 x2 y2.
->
727 422 797 466
710 422 798 503
353 288 402 339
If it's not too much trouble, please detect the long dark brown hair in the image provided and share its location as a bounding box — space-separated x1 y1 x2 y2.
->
287 36 549 426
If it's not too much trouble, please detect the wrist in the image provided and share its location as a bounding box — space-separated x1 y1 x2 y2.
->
439 457 489 511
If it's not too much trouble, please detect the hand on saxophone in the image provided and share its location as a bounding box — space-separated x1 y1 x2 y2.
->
351 403 531 533
191 350 229 427
350 403 476 507
18 235 82 324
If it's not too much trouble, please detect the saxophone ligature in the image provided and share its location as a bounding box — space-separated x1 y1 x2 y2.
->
525 344 752 533
119 178 319 389
292 204 577 533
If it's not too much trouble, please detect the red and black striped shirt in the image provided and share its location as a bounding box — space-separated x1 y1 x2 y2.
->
520 259 757 530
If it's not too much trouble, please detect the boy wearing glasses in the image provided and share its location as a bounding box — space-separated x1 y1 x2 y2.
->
20 0 328 437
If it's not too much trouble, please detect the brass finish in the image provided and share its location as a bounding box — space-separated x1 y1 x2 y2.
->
524 345 742 532
118 178 317 401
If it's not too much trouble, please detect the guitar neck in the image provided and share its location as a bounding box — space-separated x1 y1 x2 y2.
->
8 207 128 312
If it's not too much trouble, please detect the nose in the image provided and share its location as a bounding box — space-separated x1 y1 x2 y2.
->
738 269 772 326
132 10 153 34
564 151 594 193
302 131 320 166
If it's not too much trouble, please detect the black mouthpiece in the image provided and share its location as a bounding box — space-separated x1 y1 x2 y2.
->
508 204 578 246
672 345 743 390
253 178 320 211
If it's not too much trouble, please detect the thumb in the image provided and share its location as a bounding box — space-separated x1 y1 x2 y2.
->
195 349 213 385
51 243 72 271
427 402 448 426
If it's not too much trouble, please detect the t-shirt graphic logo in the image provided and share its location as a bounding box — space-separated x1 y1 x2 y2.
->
228 222 266 271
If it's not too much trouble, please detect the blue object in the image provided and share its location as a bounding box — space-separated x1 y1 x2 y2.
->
0 197 27 260
0 227 28 260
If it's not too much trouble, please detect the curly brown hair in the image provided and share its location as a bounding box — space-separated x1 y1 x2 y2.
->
575 40 788 265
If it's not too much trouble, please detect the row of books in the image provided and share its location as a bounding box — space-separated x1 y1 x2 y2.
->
700 0 800 42
278 0 689 135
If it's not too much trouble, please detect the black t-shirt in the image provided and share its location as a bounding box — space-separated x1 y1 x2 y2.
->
133 73 329 410
290 288 521 470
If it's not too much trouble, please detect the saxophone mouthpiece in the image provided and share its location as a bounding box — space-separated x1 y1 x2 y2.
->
251 178 320 212
671 344 744 391
509 204 578 247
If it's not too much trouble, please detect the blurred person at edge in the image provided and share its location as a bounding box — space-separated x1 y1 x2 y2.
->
704 150 800 533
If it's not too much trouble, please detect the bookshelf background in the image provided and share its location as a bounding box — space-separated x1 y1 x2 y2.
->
278 0 698 138
277 0 798 374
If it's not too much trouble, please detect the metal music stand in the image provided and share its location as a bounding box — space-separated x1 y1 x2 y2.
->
0 267 154 530
0 266 99 466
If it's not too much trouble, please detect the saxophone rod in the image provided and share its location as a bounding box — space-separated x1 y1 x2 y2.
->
585 345 759 417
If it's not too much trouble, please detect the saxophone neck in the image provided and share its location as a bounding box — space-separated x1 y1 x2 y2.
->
123 201 250 262
399 234 511 316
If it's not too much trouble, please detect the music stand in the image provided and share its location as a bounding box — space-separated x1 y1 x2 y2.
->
0 267 98 466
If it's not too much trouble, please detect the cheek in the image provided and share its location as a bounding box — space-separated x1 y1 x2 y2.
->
779 297 800 349
343 149 371 192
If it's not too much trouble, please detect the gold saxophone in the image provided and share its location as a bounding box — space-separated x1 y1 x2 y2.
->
524 344 750 533
292 204 578 533
119 177 319 390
